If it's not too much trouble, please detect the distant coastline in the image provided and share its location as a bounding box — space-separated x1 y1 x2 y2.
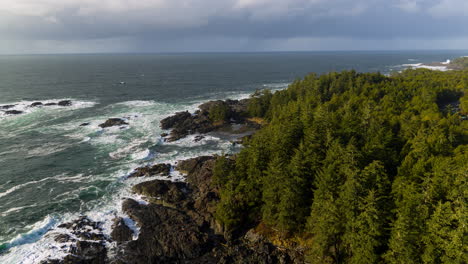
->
403 56 468 71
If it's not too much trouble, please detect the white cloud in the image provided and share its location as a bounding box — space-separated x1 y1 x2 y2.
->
0 0 467 53
428 0 468 16
395 0 422 12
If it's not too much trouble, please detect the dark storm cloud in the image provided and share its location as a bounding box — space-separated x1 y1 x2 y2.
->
1 0 468 53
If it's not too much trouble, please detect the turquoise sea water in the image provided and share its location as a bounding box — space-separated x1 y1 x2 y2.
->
0 51 467 263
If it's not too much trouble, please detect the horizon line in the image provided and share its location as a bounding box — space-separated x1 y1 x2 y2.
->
2 49 468 56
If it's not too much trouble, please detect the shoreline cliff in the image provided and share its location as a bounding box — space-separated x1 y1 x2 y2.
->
40 96 304 264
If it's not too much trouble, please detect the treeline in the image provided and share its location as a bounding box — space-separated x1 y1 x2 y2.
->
213 69 468 263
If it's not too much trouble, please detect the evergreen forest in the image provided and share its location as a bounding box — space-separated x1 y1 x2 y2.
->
213 68 468 263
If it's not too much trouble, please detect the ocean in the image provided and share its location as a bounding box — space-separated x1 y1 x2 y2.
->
0 51 467 263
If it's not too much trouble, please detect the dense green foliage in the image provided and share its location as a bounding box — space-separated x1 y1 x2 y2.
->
208 102 231 123
214 69 468 263
247 89 273 117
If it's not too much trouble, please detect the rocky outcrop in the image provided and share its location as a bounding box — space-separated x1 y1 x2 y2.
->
128 163 171 178
39 96 302 264
4 110 23 115
0 104 16 109
118 199 214 263
30 102 43 107
161 112 214 142
160 111 192 130
40 216 109 264
1 100 74 117
110 217 133 243
132 180 189 208
175 156 214 175
56 216 106 241
160 99 253 142
58 100 72 106
99 118 129 128
115 155 303 263
41 155 303 264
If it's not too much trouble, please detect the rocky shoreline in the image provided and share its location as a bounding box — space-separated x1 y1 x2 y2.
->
0 100 73 116
39 98 304 264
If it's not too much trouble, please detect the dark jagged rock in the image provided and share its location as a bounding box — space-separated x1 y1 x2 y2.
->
44 154 303 264
42 93 302 263
5 110 23 115
0 104 16 109
76 232 106 241
39 259 62 264
58 100 72 106
46 216 109 263
132 180 189 207
160 133 168 137
175 156 214 175
160 99 254 142
30 102 43 107
57 216 102 231
128 163 171 178
119 199 212 263
69 241 107 263
117 155 302 263
160 110 213 142
160 111 192 130
194 135 205 142
56 216 104 242
110 217 133 242
79 122 90 127
54 234 73 243
99 118 129 128
44 102 57 106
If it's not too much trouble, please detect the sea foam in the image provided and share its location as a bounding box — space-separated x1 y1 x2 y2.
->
0 86 290 263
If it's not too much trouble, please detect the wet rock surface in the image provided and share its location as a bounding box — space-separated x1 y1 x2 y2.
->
41 98 302 264
1 101 74 117
132 180 188 206
99 118 129 128
0 104 16 109
110 217 133 243
119 199 213 263
30 102 43 107
128 163 171 178
115 156 303 263
194 135 205 142
58 100 72 106
42 155 303 264
160 111 192 130
42 216 109 264
4 110 23 115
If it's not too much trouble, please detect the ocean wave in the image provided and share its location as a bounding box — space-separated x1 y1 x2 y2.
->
114 100 158 107
184 82 290 103
26 142 73 158
0 99 97 120
163 134 222 148
0 215 60 263
400 62 449 71
0 204 38 217
0 94 252 262
0 177 53 199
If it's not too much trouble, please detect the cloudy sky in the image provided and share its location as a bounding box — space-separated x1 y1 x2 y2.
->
1 0 468 54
